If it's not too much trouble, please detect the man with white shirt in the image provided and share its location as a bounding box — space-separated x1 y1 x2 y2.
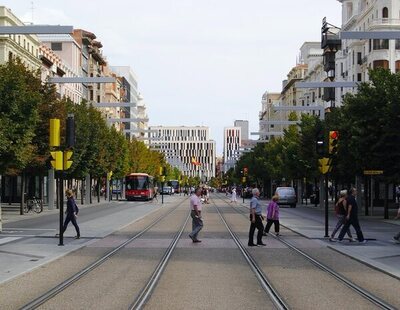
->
189 188 203 243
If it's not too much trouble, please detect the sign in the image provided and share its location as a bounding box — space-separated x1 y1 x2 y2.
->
363 170 384 175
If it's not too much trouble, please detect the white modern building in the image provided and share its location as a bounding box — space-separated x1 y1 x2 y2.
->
234 120 249 144
149 126 216 179
223 127 241 172
110 66 143 139
336 0 400 106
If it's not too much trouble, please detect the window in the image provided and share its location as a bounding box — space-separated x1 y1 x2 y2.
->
395 61 400 73
373 60 389 70
383 7 389 19
396 40 400 50
357 52 362 65
373 39 389 50
51 42 62 51
357 73 362 82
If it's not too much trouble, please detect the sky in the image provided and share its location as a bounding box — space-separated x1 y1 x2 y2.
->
4 0 342 155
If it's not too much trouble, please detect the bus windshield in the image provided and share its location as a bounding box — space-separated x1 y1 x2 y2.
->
126 176 148 190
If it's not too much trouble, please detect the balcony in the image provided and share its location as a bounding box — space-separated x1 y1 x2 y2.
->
369 18 400 29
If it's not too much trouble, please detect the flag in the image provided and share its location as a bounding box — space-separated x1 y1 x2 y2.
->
191 157 201 166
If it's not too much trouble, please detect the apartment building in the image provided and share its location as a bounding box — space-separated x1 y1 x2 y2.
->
39 34 83 104
0 6 41 69
223 127 241 172
336 0 400 105
149 126 216 179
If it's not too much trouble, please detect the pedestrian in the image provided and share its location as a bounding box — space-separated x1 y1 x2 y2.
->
231 187 237 203
248 188 266 247
329 190 355 242
337 188 366 243
189 187 203 243
63 189 80 239
153 186 158 202
264 195 281 236
393 205 400 243
396 185 400 204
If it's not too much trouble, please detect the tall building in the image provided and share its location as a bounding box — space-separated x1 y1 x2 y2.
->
110 66 141 140
136 93 149 143
234 120 249 144
149 126 216 179
258 42 326 141
223 127 241 172
259 92 281 141
39 34 84 104
0 6 41 69
336 0 400 106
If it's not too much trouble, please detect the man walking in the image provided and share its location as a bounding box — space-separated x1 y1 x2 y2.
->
189 188 203 243
393 206 400 243
248 188 266 247
337 188 366 243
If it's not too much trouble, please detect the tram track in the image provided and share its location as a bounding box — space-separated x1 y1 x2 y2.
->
214 194 397 310
19 199 189 310
211 200 289 310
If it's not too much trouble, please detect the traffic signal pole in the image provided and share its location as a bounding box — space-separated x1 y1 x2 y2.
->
324 174 329 238
58 172 64 246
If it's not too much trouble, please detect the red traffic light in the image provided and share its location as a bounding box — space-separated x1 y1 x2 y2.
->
330 131 339 139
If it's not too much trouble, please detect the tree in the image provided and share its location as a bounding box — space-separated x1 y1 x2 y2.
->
0 60 42 174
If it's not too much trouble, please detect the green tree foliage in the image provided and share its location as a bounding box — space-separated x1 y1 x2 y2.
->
0 60 42 174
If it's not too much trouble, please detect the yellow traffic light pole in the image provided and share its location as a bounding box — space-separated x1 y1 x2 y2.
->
50 118 74 246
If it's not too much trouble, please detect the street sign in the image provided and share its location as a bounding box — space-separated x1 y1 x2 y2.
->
363 170 384 175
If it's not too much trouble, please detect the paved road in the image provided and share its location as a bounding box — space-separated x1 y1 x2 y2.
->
0 194 399 309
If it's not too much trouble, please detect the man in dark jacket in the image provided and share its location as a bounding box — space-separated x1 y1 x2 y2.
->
337 188 365 243
63 189 80 239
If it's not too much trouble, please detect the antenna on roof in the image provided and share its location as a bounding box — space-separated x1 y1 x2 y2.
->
30 1 35 24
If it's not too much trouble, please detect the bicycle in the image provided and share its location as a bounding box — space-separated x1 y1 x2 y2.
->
24 196 43 214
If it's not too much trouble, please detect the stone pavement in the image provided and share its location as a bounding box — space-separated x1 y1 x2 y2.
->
230 196 400 279
0 196 178 285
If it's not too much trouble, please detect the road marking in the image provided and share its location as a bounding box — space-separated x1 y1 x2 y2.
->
0 237 22 245
3 228 56 231
0 249 44 259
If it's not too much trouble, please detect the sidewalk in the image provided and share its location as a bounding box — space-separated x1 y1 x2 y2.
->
277 205 400 279
0 196 180 285
232 196 400 279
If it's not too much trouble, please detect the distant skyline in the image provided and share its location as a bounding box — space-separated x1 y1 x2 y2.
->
3 0 342 154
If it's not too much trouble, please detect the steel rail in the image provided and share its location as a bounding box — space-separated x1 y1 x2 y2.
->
20 200 187 310
129 212 190 310
216 194 396 310
212 200 289 310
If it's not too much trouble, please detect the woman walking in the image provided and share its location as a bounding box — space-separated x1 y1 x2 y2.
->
330 190 354 242
264 195 281 236
248 188 266 247
231 187 237 203
63 189 81 239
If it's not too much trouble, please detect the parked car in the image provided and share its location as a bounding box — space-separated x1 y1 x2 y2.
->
161 186 173 195
275 187 297 208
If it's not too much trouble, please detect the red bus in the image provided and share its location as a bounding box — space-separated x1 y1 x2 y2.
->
125 173 155 201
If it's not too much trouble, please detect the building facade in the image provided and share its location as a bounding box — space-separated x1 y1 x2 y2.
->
149 126 216 179
223 127 241 172
234 120 249 144
336 0 400 105
259 92 281 141
0 6 41 69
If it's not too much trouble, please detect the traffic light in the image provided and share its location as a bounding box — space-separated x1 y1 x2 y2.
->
316 129 325 156
66 114 75 149
49 119 60 147
242 177 246 183
329 131 339 155
50 151 63 170
159 167 166 176
318 157 332 175
243 167 248 176
63 151 73 170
